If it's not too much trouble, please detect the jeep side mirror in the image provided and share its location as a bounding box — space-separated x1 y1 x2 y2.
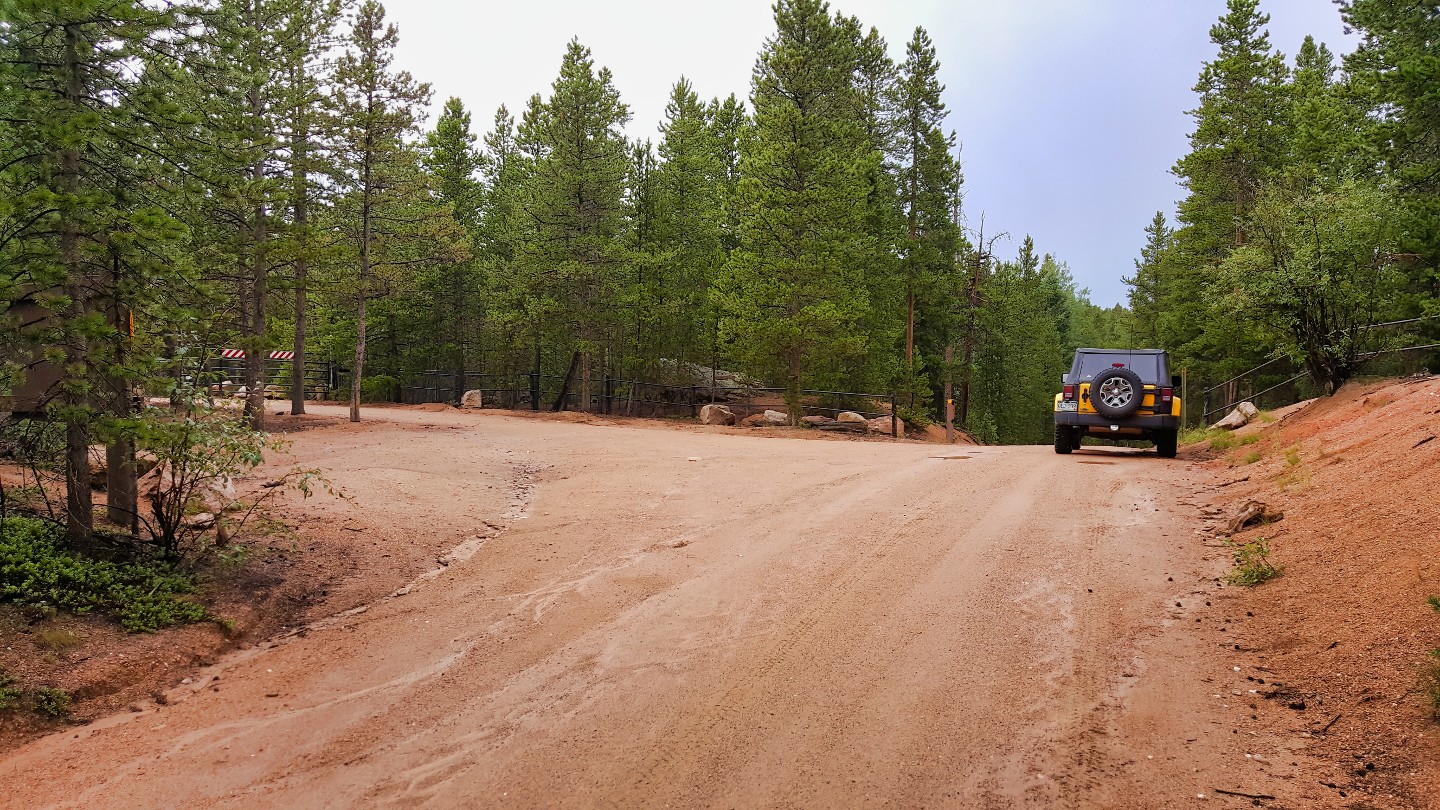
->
1171 374 1181 387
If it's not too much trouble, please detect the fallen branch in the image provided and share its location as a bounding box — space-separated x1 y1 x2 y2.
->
1213 788 1276 800
1413 435 1435 449
1319 713 1343 734
1217 475 1251 487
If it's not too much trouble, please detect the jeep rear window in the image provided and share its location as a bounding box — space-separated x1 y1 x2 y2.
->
1074 353 1162 383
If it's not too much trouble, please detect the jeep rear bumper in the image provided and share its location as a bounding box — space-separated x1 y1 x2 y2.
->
1054 413 1178 430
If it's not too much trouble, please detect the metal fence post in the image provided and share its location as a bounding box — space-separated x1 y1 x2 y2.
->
890 394 898 439
529 371 539 411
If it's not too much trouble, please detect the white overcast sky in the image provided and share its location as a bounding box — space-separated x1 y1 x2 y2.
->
384 1 1353 307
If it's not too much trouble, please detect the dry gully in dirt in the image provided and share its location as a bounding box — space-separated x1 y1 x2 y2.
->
1054 348 1182 457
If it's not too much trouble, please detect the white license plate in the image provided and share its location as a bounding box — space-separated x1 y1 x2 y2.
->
1056 401 1078 412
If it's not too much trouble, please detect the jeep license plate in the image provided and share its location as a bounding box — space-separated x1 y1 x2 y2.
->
1056 401 1078 412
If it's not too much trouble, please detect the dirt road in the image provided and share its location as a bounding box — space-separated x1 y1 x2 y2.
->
2 405 1258 808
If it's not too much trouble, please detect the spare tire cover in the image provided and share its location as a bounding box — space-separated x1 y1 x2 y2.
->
1090 367 1144 419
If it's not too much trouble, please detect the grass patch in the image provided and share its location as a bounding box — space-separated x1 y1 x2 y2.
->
1239 434 1260 446
1226 537 1283 586
1284 445 1302 466
0 516 206 633
1209 432 1239 451
1241 450 1263 465
34 628 82 652
1179 425 1219 445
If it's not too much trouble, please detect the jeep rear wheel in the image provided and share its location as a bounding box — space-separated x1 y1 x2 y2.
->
1054 424 1074 454
1090 367 1144 420
1155 428 1178 458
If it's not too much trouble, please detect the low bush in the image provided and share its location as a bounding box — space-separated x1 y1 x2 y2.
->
0 671 18 710
33 686 70 718
1226 537 1283 586
0 516 206 632
1423 596 1440 720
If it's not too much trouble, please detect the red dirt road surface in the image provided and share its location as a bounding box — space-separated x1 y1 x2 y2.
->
4 405 1286 808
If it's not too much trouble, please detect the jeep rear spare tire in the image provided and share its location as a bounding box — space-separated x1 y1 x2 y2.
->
1090 367 1144 420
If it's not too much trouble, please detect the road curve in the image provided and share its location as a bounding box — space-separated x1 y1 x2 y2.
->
1 405 1234 809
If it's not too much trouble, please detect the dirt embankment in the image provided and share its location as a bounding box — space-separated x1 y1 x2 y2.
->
1183 375 1440 808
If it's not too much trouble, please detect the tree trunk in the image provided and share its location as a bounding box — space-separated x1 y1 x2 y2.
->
291 152 309 415
944 341 955 444
580 349 591 413
243 43 268 431
351 155 373 423
60 24 91 545
105 297 136 532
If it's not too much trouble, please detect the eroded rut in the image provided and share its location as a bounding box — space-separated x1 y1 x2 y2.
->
1 406 1239 809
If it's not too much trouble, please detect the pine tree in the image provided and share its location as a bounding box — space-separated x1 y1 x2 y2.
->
331 0 437 422
512 39 631 412
1166 0 1291 384
275 0 347 416
423 97 484 403
1124 212 1173 348
895 26 961 413
0 0 188 542
717 0 877 420
654 78 724 376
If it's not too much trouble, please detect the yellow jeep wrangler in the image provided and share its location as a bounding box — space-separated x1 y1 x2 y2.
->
1054 348 1181 457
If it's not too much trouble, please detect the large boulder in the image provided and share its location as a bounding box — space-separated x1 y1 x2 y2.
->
1213 401 1259 430
699 403 737 426
867 415 906 436
761 409 790 426
836 411 867 424
461 389 484 409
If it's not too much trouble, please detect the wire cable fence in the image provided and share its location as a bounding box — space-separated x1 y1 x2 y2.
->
1199 316 1440 424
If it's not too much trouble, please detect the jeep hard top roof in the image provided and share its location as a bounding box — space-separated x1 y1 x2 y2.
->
1066 348 1170 383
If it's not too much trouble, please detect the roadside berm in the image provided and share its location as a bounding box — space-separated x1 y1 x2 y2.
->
1181 374 1440 807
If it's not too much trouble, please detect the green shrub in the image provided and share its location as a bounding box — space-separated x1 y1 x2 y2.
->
0 672 19 711
1226 537 1283 586
0 516 206 632
33 687 69 718
360 375 400 402
1424 596 1440 720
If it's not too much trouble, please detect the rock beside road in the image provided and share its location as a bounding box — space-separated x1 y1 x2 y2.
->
867 416 905 436
836 411 866 424
761 409 789 426
700 404 737 426
1213 401 1259 430
461 390 484 409
801 415 833 426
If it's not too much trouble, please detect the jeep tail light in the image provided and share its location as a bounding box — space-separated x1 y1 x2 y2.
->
1160 387 1173 405
1063 384 1076 401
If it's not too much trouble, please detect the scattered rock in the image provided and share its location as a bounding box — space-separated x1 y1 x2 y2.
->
761 409 790 426
836 411 867 424
867 415 905 436
699 403 737 426
800 415 833 426
460 389 484 409
1213 401 1259 430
